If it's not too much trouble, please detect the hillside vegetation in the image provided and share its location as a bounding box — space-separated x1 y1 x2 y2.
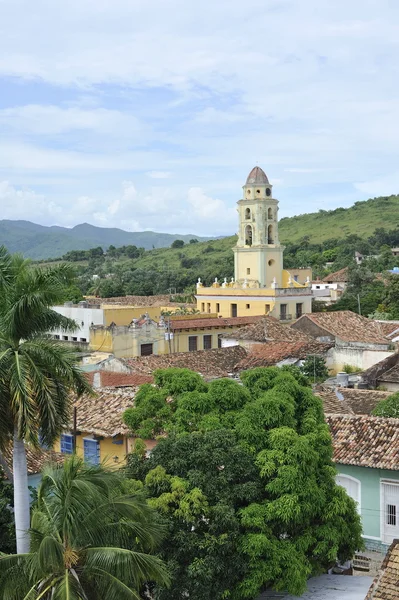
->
0 220 213 259
279 195 399 243
2 194 399 259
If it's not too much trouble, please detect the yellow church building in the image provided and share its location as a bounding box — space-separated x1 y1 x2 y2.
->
196 166 312 321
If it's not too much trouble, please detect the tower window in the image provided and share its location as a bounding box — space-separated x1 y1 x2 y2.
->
247 190 251 196
268 207 273 219
245 225 253 246
246 304 250 309
268 259 275 266
266 188 271 196
265 304 271 313
268 225 273 244
256 189 260 194
216 303 220 312
247 268 250 275
245 208 251 220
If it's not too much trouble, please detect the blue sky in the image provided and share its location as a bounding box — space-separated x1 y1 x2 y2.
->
1 0 399 236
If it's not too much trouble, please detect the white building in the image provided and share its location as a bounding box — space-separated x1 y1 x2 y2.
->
52 302 104 344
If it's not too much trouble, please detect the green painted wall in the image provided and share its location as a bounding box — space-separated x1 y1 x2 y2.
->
337 464 399 539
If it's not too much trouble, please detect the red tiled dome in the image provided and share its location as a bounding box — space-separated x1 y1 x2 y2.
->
246 166 269 185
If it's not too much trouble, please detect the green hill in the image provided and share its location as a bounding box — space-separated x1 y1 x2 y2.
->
0 220 213 259
279 195 399 243
2 193 399 260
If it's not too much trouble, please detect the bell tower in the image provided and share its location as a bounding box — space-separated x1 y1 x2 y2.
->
233 166 284 287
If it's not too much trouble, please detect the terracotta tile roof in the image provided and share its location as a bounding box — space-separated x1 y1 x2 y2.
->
2 444 64 477
377 321 399 337
326 415 399 470
235 340 331 371
314 387 355 415
224 316 316 343
73 387 137 437
316 386 391 415
87 295 194 308
85 371 154 387
170 315 263 331
379 364 399 383
322 267 349 283
294 311 391 344
365 540 399 600
361 353 399 387
123 346 248 379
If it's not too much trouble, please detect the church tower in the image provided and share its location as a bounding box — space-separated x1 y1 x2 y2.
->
233 166 284 287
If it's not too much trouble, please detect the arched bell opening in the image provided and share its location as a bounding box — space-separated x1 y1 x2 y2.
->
245 225 253 246
268 224 273 244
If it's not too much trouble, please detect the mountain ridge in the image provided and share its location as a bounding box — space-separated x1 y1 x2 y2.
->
1 193 399 259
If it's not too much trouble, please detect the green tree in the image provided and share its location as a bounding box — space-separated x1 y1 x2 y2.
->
383 274 399 319
0 247 91 553
0 456 169 599
171 240 185 248
189 238 199 244
124 368 363 598
372 392 399 418
301 355 329 382
0 473 15 554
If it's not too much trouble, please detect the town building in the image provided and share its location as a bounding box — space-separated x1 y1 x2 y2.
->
365 539 399 599
311 268 348 305
360 352 399 392
196 166 312 320
327 414 399 552
89 314 262 358
291 311 395 373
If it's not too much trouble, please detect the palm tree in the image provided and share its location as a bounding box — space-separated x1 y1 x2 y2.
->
0 246 91 553
0 456 170 599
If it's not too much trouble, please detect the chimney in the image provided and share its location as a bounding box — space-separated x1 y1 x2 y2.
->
93 372 102 390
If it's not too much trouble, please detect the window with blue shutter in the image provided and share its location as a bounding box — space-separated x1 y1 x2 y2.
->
83 439 100 465
60 434 73 454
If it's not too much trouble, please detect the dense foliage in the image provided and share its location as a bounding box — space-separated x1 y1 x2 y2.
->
0 475 15 554
372 392 399 418
124 367 363 599
50 218 399 300
0 456 169 600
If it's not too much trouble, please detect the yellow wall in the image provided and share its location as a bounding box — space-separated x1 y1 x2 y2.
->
54 434 157 467
195 289 312 320
89 321 258 357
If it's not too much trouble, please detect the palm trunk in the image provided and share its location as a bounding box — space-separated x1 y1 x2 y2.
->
13 430 30 553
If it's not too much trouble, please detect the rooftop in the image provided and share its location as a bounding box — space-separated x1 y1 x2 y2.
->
124 346 248 379
293 311 391 344
85 371 154 388
224 316 316 343
326 414 399 470
365 539 399 600
87 295 195 308
73 387 138 437
316 386 391 415
361 353 399 386
246 166 269 185
170 315 263 331
322 267 349 283
2 444 63 477
235 340 332 371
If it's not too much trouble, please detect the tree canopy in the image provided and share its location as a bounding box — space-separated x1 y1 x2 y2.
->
372 391 399 418
124 367 363 599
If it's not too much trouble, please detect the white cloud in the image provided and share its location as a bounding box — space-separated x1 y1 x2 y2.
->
1 0 399 235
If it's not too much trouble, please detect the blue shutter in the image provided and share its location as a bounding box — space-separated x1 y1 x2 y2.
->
60 434 73 454
83 439 100 465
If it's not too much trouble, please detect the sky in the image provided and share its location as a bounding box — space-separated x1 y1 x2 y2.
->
1 0 399 236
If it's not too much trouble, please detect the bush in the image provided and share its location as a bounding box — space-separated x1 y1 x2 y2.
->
372 392 399 418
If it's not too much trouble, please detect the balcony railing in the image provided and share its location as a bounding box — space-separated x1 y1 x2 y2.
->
296 311 303 319
275 287 311 296
279 313 292 321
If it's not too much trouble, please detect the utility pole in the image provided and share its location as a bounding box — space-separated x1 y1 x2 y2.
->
167 318 172 354
357 294 361 316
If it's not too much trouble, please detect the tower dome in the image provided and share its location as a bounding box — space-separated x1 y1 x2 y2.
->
246 166 269 185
